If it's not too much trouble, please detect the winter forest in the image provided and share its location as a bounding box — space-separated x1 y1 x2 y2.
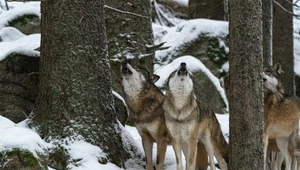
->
0 0 300 170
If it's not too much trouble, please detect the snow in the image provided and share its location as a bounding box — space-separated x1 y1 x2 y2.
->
0 1 40 29
154 19 228 62
66 140 115 170
0 26 25 42
173 0 188 7
0 116 50 157
0 33 40 60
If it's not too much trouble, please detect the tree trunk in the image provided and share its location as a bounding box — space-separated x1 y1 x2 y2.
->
273 0 294 95
189 0 226 20
228 0 264 169
34 0 136 168
105 0 155 124
263 0 273 66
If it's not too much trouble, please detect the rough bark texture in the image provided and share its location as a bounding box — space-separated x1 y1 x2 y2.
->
262 0 273 66
0 54 39 123
273 0 294 95
105 0 155 124
228 0 264 169
189 0 226 20
34 1 134 168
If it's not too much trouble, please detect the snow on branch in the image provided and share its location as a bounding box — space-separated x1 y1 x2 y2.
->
273 0 300 19
104 5 149 19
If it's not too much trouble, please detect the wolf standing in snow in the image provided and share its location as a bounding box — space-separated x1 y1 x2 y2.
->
262 63 300 170
121 60 208 170
163 62 228 170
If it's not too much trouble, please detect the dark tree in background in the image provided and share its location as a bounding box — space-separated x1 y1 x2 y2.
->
189 0 227 20
228 0 264 169
263 0 273 66
34 0 138 168
273 0 294 95
105 0 155 124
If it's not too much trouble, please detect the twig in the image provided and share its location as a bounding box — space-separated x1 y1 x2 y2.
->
5 0 9 10
104 5 148 19
273 0 300 19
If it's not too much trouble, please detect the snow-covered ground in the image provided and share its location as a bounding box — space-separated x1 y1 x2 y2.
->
0 0 299 169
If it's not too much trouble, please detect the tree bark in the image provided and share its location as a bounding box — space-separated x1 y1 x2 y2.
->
105 0 155 124
189 0 226 20
34 0 136 168
228 0 264 169
263 0 273 66
273 0 294 95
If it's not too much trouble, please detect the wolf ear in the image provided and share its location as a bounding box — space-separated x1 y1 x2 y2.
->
150 74 160 83
274 63 284 75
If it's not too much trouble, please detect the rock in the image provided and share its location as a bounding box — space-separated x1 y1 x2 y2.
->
0 148 48 170
8 14 40 35
0 53 39 123
193 71 226 114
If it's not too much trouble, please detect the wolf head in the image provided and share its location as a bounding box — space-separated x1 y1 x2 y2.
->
121 60 160 97
167 62 193 94
262 63 284 92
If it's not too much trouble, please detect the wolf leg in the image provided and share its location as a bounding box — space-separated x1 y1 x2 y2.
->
213 149 227 170
195 142 208 170
156 138 167 170
142 135 154 170
264 134 270 170
276 152 284 170
201 136 216 170
172 139 183 170
183 139 197 170
276 137 292 170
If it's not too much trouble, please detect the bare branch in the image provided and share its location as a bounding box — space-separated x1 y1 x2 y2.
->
285 0 300 8
104 5 148 19
273 0 300 19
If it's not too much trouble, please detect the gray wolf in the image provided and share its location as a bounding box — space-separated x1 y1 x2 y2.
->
163 62 228 170
262 63 300 170
121 60 208 170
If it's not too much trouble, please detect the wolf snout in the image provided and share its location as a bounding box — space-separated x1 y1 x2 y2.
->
121 63 132 75
180 62 186 67
178 62 188 76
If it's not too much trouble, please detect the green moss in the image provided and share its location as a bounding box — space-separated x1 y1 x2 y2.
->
48 146 70 170
8 14 38 26
98 157 108 164
0 148 41 169
206 37 228 68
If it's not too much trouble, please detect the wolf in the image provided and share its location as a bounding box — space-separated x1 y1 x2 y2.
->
262 63 300 170
163 62 228 170
220 73 295 170
121 60 208 170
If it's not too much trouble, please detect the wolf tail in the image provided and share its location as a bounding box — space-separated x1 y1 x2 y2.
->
216 129 229 163
210 109 229 163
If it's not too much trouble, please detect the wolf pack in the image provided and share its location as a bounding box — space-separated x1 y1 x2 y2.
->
120 59 300 170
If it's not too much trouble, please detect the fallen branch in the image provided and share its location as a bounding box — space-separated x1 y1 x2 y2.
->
104 5 148 19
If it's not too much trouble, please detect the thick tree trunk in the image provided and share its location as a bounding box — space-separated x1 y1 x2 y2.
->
273 0 294 95
34 0 135 168
105 0 155 124
189 0 226 20
228 0 264 169
263 0 273 66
